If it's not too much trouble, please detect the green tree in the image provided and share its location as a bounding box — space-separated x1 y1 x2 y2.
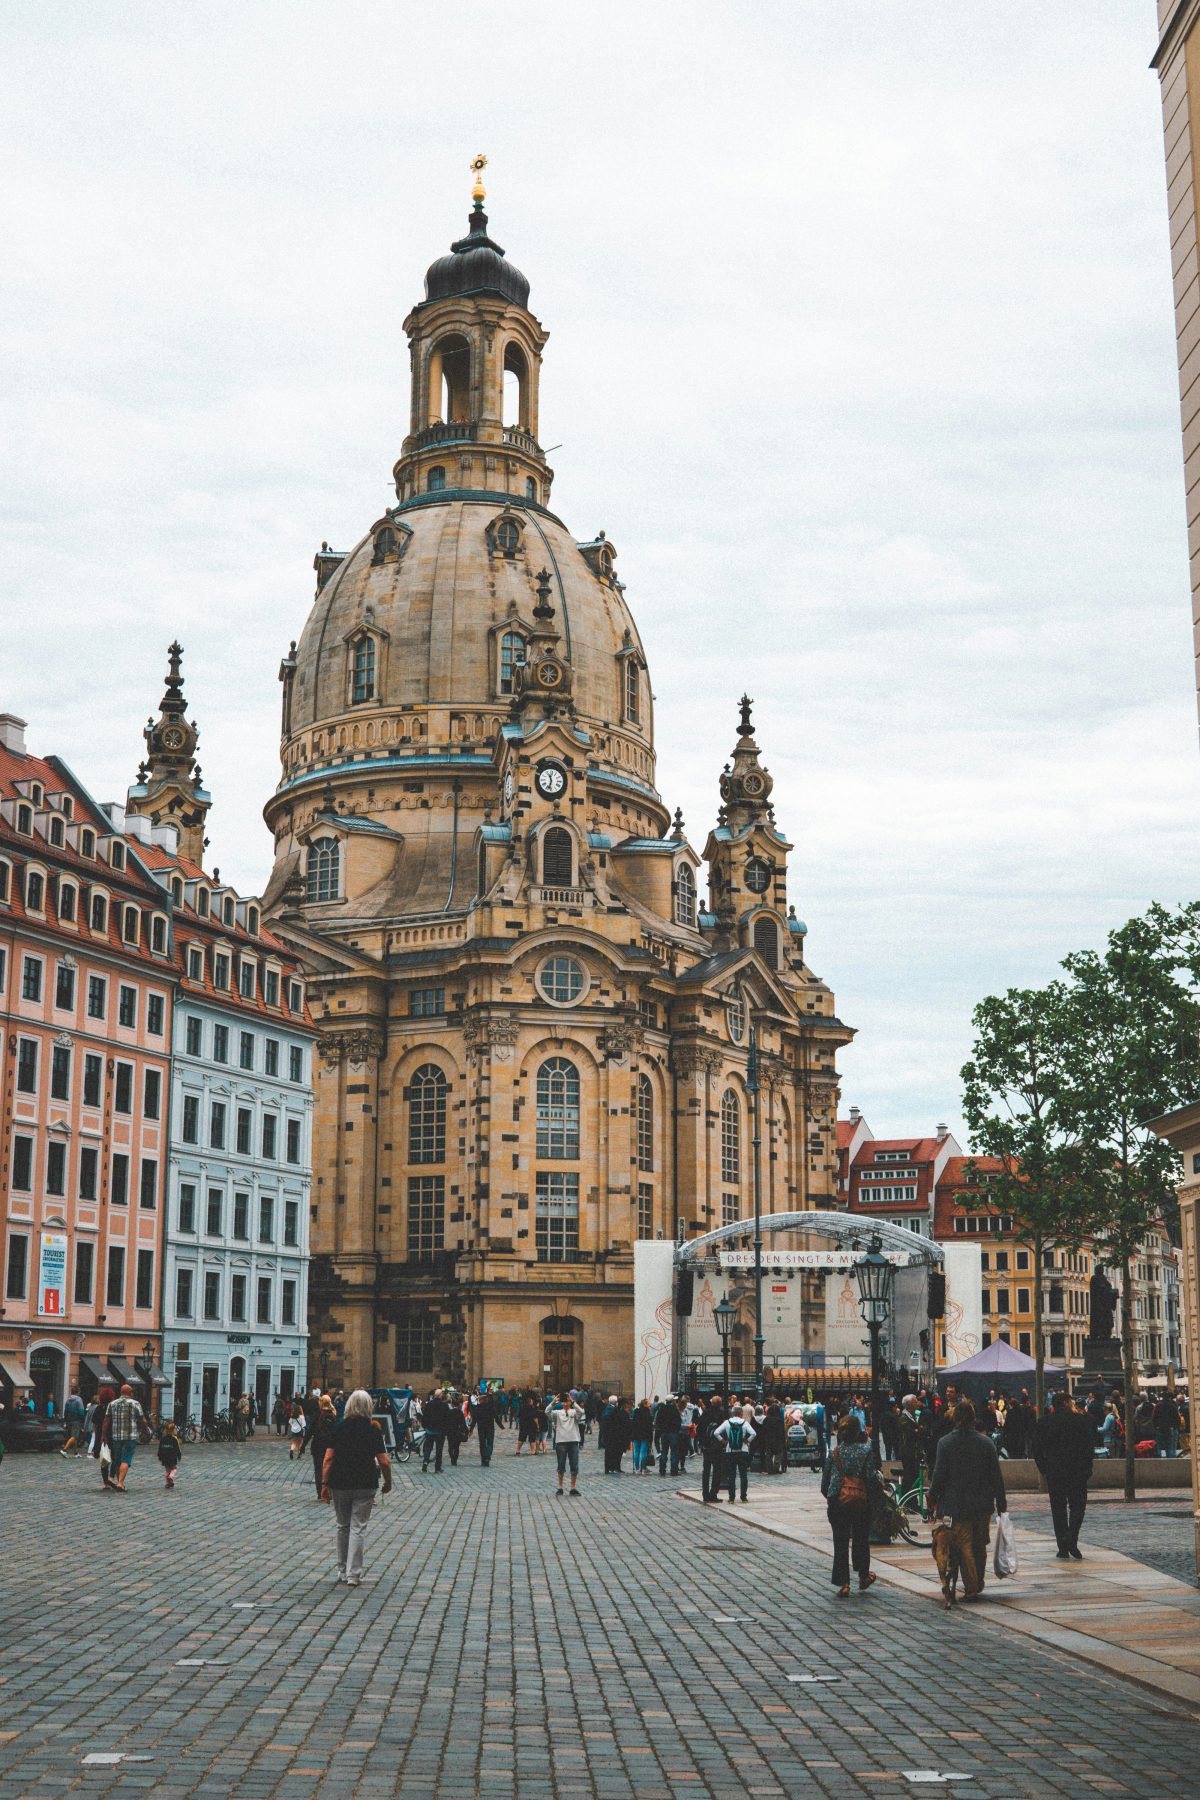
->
961 983 1093 1417
1058 904 1200 1501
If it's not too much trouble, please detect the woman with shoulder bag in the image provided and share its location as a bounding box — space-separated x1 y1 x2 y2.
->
320 1389 392 1588
819 1414 882 1598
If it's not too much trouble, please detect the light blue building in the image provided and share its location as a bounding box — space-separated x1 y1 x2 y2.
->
152 857 315 1426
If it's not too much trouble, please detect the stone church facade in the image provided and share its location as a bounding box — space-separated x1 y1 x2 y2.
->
262 174 852 1394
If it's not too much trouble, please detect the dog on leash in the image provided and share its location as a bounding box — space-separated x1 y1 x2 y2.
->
931 1518 957 1609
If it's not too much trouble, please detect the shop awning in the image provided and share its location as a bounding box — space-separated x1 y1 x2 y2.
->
0 1354 32 1391
145 1363 171 1387
79 1355 112 1388
107 1356 139 1386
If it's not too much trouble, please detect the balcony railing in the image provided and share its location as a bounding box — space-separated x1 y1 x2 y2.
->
413 421 477 448
502 425 539 454
532 886 585 906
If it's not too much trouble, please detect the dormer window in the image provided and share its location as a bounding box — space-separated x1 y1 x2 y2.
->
246 905 260 937
90 892 108 934
170 876 184 905
372 525 397 563
498 631 527 697
427 465 446 493
288 978 304 1013
624 658 639 725
49 817 64 847
80 828 95 858
222 895 235 927
0 861 10 903
151 915 167 954
17 804 32 834
26 870 45 913
675 863 696 928
197 888 210 918
238 959 256 999
307 837 341 903
122 905 140 945
214 952 231 990
61 796 73 820
58 882 77 924
351 634 376 705
29 783 43 807
264 965 280 1006
186 944 204 982
110 841 125 871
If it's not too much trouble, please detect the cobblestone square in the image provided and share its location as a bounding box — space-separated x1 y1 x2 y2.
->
2 1438 1197 1799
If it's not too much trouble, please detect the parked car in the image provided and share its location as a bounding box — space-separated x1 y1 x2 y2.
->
0 1412 67 1453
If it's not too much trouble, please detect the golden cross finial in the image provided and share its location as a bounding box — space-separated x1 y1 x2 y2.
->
470 153 488 205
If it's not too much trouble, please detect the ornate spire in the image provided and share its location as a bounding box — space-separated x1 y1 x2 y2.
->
126 643 211 866
719 693 774 829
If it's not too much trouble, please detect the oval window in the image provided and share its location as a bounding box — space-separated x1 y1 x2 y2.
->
726 987 746 1044
745 857 771 894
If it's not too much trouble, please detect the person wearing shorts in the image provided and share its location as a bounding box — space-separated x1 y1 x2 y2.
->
547 1391 585 1498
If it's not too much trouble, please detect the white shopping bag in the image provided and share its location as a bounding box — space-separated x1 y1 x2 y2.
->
993 1510 1017 1579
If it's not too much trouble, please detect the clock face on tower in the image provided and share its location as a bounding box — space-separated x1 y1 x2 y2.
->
536 661 562 688
161 726 187 752
535 762 567 801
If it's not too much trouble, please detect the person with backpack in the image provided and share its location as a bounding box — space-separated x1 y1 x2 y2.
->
714 1403 756 1503
1153 1393 1181 1459
629 1398 654 1473
157 1421 182 1490
820 1413 882 1597
653 1394 684 1477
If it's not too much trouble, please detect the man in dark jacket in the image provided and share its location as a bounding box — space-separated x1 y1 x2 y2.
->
653 1396 684 1476
1033 1390 1093 1559
421 1388 452 1473
930 1399 1008 1598
469 1390 497 1467
697 1395 728 1503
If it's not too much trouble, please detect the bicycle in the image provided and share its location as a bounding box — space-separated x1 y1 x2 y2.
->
391 1427 427 1467
877 1475 931 1546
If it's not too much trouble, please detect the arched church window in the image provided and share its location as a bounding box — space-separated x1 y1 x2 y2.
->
636 1074 654 1173
624 659 639 724
496 519 520 554
407 1064 448 1165
725 987 746 1045
499 631 526 696
351 636 375 705
372 526 396 563
477 838 488 898
753 916 778 968
537 1057 580 1159
675 864 696 927
721 1089 741 1186
307 837 340 903
525 477 537 501
427 466 446 493
541 827 574 888
503 342 529 428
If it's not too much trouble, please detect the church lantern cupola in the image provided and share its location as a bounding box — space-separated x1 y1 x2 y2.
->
393 156 552 509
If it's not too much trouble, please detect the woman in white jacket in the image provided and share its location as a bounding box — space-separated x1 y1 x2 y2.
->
547 1392 586 1498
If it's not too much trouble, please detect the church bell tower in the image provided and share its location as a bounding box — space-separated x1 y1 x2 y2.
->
126 641 211 865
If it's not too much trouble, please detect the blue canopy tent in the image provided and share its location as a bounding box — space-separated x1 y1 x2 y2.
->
937 1339 1067 1405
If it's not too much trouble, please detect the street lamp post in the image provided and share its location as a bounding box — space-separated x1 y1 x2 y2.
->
854 1236 894 1462
747 1024 764 1400
319 1347 330 1395
139 1338 155 1421
714 1297 736 1399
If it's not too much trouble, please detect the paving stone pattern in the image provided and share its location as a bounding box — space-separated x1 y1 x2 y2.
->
1006 1491 1197 1587
2 1438 1197 1799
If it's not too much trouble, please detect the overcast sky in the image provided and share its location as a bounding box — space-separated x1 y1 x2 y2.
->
3 3 1195 1144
